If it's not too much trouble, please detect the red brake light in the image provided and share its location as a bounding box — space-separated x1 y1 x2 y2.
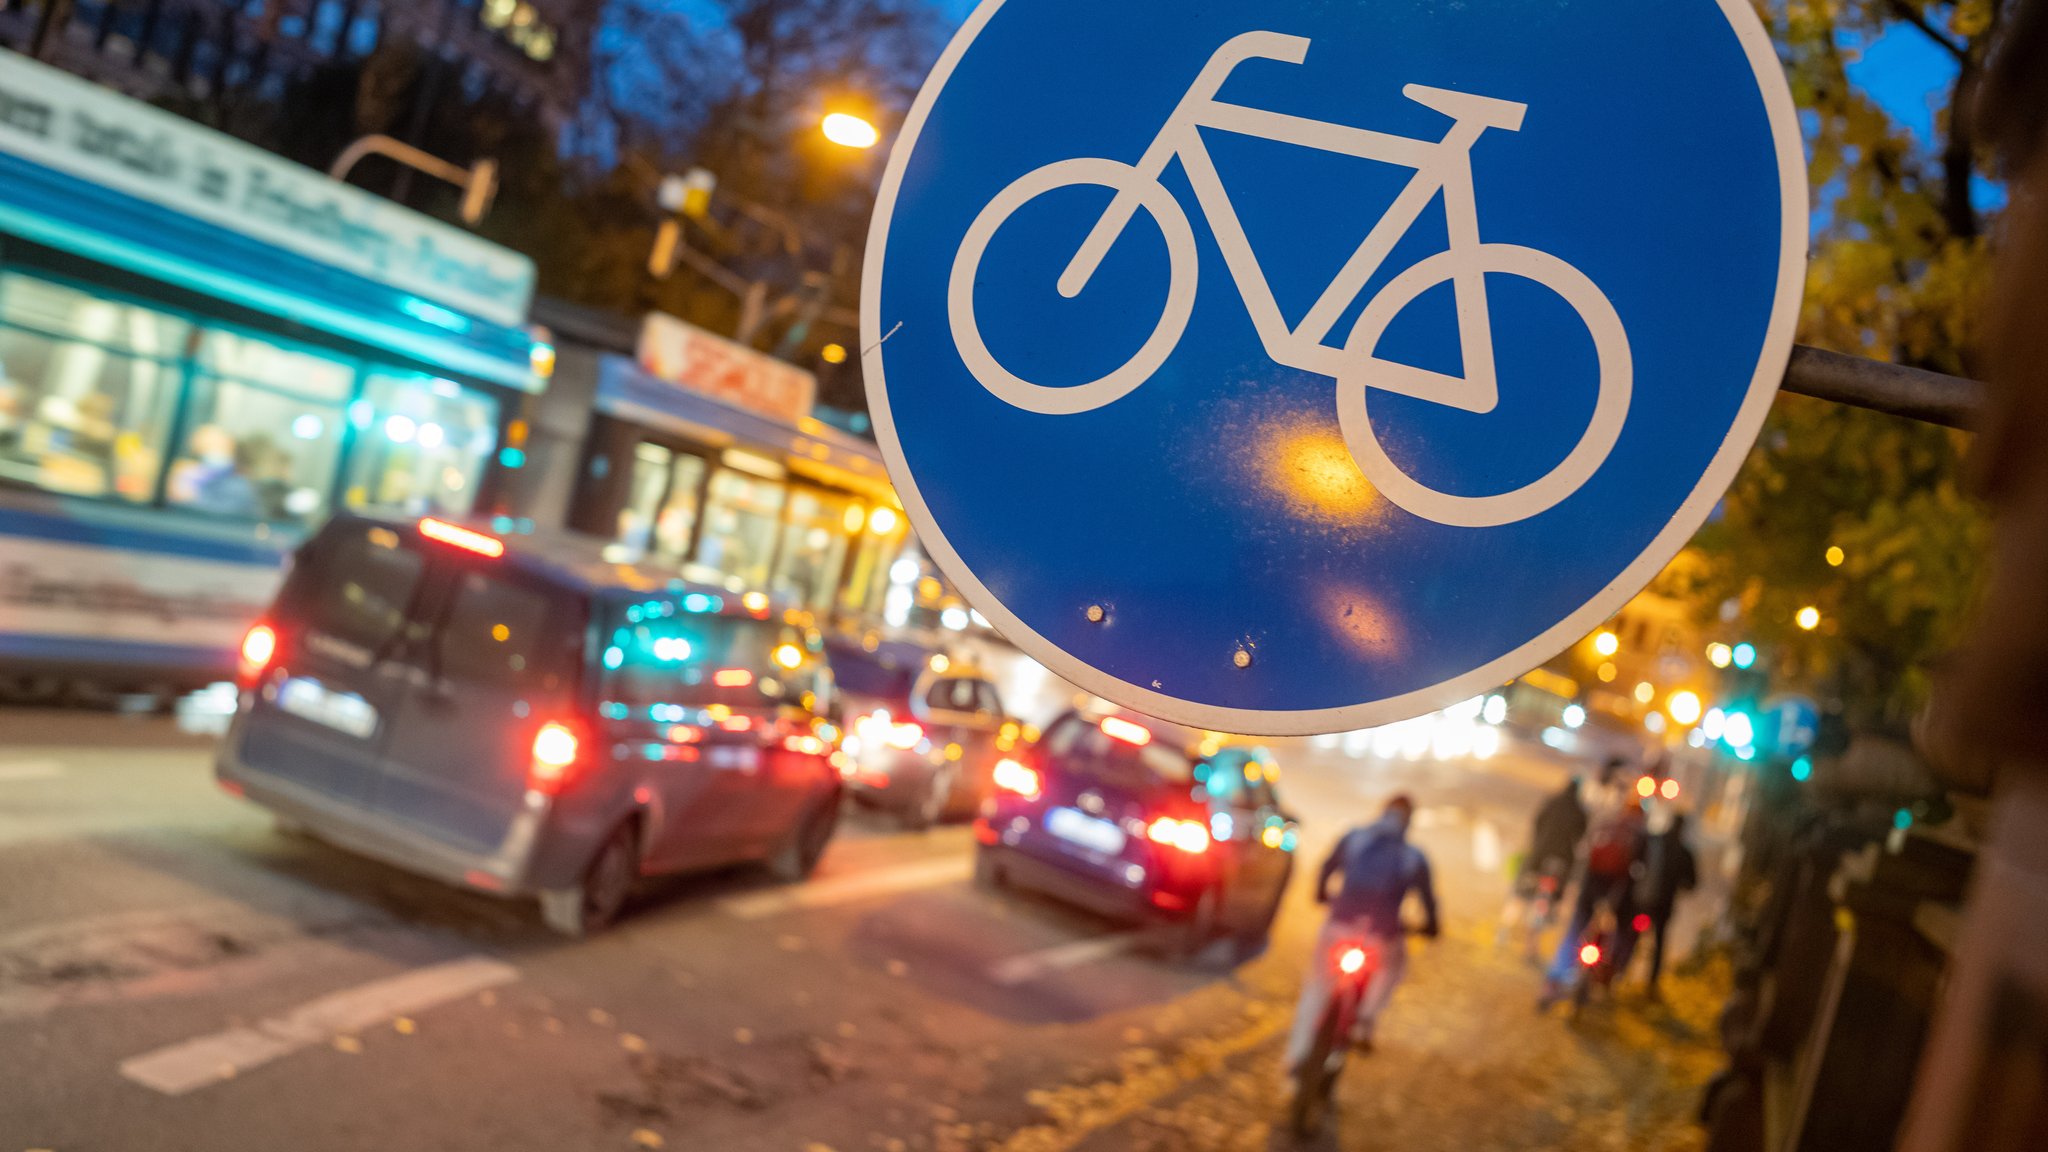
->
1147 816 1210 854
885 720 924 751
713 668 754 688
992 758 1040 799
1100 716 1153 746
419 517 505 558
1337 947 1369 975
529 722 580 795
1579 942 1603 967
239 623 277 681
1633 913 1653 933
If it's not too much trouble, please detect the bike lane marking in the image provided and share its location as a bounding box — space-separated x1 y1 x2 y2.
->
116 955 518 1095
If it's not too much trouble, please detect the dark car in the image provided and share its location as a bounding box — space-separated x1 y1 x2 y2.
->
833 641 1016 828
974 706 1299 959
216 513 844 936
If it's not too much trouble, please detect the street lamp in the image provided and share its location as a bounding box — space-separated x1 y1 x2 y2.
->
821 112 881 150
1796 606 1822 631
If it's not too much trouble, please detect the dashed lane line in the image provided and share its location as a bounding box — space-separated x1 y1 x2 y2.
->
718 856 972 920
987 931 1145 987
118 956 518 1095
0 760 64 782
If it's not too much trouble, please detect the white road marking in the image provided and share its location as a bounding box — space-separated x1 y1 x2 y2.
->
1473 819 1504 873
0 760 63 782
118 956 517 1095
987 932 1144 987
720 857 971 920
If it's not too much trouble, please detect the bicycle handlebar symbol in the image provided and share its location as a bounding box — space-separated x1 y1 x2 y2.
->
948 31 1633 528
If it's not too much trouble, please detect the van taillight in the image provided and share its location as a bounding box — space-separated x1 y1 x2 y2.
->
529 722 580 795
239 623 277 682
992 758 1040 799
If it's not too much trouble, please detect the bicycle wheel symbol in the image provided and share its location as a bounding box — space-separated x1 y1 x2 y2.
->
946 34 1635 529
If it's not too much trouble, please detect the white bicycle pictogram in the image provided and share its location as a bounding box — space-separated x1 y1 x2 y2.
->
949 31 1634 528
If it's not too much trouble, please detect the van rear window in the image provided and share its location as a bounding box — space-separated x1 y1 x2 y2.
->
598 600 780 710
283 523 423 652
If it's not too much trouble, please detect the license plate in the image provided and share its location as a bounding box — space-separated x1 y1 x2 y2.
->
1046 807 1127 855
276 677 379 740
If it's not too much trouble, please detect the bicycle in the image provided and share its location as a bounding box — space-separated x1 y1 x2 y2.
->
950 31 1633 529
1287 923 1430 1138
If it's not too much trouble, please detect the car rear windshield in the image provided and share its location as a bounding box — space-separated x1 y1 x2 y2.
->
1045 715 1196 792
597 597 785 711
279 521 424 652
825 644 917 704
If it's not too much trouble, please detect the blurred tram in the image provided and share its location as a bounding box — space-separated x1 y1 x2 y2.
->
0 50 545 700
0 53 985 704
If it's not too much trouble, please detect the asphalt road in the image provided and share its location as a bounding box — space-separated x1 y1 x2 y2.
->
0 705 1716 1152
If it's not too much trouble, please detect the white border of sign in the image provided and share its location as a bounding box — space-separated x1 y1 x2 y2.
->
862 0 1809 736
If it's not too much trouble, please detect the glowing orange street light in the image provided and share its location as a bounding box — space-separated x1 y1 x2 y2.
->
822 112 880 150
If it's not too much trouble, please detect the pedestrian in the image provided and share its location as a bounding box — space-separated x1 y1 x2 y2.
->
1633 810 1698 999
1498 774 1588 958
1284 795 1440 1073
1538 758 1648 1007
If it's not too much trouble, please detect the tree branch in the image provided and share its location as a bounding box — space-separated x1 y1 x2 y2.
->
1885 0 1970 60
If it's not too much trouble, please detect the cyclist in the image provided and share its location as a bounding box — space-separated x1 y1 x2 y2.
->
1285 795 1440 1075
1539 758 1648 1008
1498 774 1588 958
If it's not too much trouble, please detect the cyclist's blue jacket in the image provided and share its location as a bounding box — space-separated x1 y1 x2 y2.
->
1316 816 1440 937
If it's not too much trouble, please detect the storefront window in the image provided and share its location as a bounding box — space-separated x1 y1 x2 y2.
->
653 454 706 562
166 329 353 523
618 442 673 551
696 469 785 590
773 488 856 614
342 372 498 517
0 273 188 503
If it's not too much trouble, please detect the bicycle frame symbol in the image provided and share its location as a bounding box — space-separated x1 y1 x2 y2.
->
949 31 1633 528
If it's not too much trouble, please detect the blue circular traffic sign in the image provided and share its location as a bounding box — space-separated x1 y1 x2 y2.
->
863 0 1806 735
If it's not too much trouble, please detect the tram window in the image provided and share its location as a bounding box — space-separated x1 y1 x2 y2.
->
342 372 498 517
654 454 707 562
774 488 856 614
168 332 352 523
696 469 786 590
618 443 673 552
0 275 187 503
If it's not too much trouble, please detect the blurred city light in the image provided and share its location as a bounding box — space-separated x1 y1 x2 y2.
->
1825 546 1845 568
1634 681 1655 704
822 112 881 149
1724 710 1755 749
1791 756 1813 781
868 506 901 534
1667 690 1703 726
1594 630 1619 657
1562 704 1586 729
941 607 970 632
1732 643 1757 669
1702 708 1726 740
1796 606 1821 631
1597 662 1617 682
1644 711 1667 734
1707 642 1733 669
842 505 866 533
821 343 849 364
1481 694 1508 725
